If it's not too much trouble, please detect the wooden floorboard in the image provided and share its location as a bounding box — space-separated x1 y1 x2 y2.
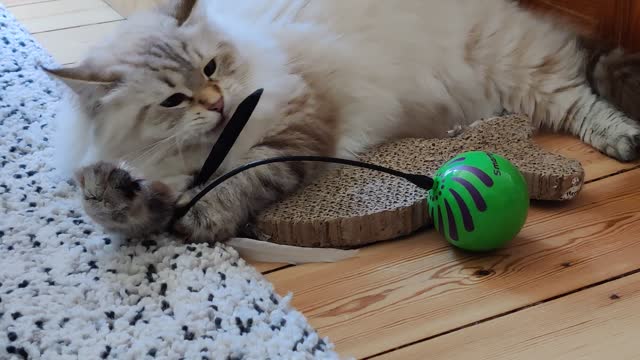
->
534 133 640 182
33 21 123 65
376 272 640 359
104 0 162 17
2 0 53 7
266 141 640 358
9 0 122 34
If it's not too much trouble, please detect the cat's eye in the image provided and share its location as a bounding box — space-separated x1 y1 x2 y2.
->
160 93 188 108
203 58 217 77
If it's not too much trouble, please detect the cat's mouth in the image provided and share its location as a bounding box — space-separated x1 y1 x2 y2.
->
208 112 228 134
203 95 227 134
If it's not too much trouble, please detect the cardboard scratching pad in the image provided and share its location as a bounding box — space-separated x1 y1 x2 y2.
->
255 114 585 248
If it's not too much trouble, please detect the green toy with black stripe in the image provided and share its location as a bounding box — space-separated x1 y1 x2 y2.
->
428 151 529 252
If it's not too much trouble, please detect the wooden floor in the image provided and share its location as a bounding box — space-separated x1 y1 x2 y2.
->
5 0 640 358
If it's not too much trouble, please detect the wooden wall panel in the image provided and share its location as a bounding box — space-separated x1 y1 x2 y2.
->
521 0 640 51
625 1 640 50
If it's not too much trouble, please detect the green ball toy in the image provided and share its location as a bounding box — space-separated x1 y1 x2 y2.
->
428 151 529 252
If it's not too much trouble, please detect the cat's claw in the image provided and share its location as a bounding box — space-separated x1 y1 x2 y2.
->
447 125 464 138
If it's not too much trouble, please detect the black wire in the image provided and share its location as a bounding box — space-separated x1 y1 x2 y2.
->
170 156 435 225
192 88 264 188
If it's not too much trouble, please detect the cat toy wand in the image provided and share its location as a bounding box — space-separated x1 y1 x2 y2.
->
170 89 529 252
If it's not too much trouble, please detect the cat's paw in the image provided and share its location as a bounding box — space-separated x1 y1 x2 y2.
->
75 161 144 231
75 162 175 236
601 122 640 162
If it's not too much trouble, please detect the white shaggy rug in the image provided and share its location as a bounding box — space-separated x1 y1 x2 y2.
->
0 6 338 359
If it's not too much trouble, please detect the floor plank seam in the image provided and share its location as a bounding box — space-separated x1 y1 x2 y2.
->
364 265 640 359
584 164 640 184
102 0 120 14
101 0 124 18
30 19 123 35
4 0 52 9
262 264 295 275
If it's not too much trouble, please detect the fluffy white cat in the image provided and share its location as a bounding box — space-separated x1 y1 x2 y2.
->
45 0 640 246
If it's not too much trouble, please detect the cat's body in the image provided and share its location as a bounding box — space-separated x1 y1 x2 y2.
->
47 0 640 243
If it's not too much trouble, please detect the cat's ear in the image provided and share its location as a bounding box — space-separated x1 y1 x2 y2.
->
42 65 119 95
160 0 199 26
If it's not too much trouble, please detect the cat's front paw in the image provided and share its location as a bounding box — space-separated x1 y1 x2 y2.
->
75 161 176 236
600 121 640 162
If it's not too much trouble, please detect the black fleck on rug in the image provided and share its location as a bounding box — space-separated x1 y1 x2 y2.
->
0 5 338 359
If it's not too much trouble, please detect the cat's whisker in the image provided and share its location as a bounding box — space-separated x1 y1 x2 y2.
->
123 142 165 163
125 135 179 164
176 138 187 166
285 54 304 67
171 131 198 173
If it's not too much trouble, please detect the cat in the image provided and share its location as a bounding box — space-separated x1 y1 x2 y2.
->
45 0 640 244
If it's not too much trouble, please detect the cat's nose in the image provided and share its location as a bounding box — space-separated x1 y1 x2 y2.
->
195 85 224 113
207 97 224 113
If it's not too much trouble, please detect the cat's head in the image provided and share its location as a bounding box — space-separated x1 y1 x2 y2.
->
44 0 299 166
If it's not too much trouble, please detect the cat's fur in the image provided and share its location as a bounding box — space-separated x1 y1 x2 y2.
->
46 0 640 243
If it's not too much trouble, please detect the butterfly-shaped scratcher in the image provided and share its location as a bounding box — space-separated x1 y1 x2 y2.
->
254 114 585 248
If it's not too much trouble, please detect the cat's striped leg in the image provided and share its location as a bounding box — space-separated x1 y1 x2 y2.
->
527 82 640 162
559 87 638 161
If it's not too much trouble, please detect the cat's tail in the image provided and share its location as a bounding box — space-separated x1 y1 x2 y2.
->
226 238 359 265
582 38 640 121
